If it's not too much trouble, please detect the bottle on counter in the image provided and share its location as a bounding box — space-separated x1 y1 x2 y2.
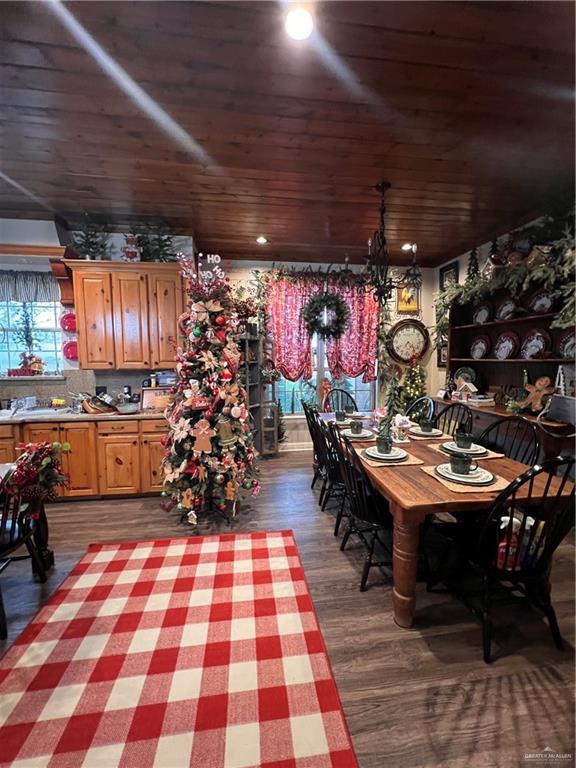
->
123 385 132 397
150 372 157 389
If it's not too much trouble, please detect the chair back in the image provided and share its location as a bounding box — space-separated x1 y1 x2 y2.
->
317 419 341 482
327 424 373 522
477 456 575 575
0 487 30 552
405 396 434 422
322 388 358 413
478 415 540 465
435 402 473 435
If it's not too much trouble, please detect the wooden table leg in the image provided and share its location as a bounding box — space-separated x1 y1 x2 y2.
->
392 506 421 628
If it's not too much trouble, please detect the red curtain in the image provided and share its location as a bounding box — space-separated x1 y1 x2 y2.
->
326 279 379 382
267 276 322 381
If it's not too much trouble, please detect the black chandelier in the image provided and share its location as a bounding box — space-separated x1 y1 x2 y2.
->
366 181 422 305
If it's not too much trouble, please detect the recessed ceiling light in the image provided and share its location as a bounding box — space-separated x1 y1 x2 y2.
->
401 242 414 251
285 8 314 41
256 236 268 245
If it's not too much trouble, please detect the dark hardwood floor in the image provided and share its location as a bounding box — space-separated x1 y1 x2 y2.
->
1 452 574 767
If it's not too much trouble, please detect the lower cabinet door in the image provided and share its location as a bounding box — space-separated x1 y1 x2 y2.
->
140 437 165 493
22 424 60 445
98 434 141 495
0 439 17 463
60 422 99 497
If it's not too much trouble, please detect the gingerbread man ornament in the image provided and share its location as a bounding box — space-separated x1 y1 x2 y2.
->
191 418 216 454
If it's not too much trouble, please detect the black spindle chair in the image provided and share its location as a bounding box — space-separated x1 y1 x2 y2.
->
478 415 540 466
315 419 346 513
302 401 323 489
427 456 575 663
329 426 393 590
405 396 434 423
435 402 473 436
322 388 358 413
0 485 47 639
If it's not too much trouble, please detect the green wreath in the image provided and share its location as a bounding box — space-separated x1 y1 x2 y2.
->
302 292 350 339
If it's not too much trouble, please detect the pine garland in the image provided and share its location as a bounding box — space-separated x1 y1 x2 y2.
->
302 292 350 340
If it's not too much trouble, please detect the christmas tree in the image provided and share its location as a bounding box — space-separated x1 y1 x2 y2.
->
72 216 110 260
385 374 404 416
162 259 259 523
401 363 426 411
137 227 177 262
466 247 480 282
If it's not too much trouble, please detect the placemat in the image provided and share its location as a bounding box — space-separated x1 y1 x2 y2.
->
356 447 424 467
421 465 509 493
429 443 504 460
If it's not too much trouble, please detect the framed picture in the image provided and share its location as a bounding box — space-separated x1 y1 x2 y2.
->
396 285 420 314
437 344 448 368
439 261 459 291
141 386 172 413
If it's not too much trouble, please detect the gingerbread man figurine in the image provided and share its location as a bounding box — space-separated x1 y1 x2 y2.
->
517 376 555 413
191 418 216 454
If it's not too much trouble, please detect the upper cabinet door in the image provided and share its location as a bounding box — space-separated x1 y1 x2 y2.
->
148 271 183 368
74 272 115 369
112 272 150 369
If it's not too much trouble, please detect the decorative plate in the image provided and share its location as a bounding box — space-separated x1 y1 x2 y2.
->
330 418 352 427
558 328 576 360
470 335 491 360
472 303 492 324
59 311 77 333
365 446 408 461
341 429 373 440
527 289 554 315
441 441 488 457
453 366 477 384
409 426 443 437
495 298 517 320
493 331 520 360
520 329 552 360
62 340 78 361
435 463 495 486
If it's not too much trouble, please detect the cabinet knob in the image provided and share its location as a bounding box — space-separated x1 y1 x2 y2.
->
132 440 137 445
108 361 113 366
143 439 148 445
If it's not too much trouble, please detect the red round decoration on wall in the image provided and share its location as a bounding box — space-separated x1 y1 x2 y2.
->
63 340 78 361
60 311 77 332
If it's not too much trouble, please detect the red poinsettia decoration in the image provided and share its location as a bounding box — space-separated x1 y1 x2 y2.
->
1 441 70 513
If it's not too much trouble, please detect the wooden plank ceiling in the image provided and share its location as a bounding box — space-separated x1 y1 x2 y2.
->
0 1 574 265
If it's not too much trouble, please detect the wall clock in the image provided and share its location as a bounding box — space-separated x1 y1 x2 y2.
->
387 319 430 364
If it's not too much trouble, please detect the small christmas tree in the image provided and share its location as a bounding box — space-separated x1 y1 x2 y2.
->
401 363 426 411
466 247 480 282
73 216 110 260
137 227 178 262
162 259 259 523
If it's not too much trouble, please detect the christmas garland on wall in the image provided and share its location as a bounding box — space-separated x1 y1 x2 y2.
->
434 220 575 347
302 292 350 339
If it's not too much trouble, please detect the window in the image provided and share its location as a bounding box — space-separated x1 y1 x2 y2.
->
0 301 63 375
275 334 376 415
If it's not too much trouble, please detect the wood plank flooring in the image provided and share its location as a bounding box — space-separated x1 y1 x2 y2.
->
1 452 574 767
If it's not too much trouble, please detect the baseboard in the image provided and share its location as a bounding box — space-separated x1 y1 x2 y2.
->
279 441 312 452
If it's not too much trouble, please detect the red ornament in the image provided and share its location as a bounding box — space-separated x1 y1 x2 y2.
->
215 315 226 326
220 370 233 381
215 329 227 342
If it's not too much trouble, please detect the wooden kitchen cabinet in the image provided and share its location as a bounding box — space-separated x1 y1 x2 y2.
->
60 422 99 497
98 434 141 495
112 272 151 369
0 425 18 463
140 436 165 492
72 271 115 369
148 271 183 368
66 262 182 371
22 424 60 446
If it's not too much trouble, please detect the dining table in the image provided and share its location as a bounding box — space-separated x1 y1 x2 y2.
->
321 416 572 629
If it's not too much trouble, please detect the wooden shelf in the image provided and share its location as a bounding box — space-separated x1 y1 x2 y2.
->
452 358 567 363
452 312 557 330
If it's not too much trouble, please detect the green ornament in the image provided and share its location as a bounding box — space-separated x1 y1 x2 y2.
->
177 503 184 510
192 326 202 337
243 480 252 489
161 490 168 497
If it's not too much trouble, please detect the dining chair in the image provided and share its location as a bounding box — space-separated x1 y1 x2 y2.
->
315 419 346 513
478 415 540 465
426 456 575 663
405 395 434 422
302 401 323 489
435 402 473 436
321 388 358 413
0 486 47 640
332 432 393 591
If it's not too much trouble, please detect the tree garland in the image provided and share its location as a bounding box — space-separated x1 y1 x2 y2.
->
302 292 350 340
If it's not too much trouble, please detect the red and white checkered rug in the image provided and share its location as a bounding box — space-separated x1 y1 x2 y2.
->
0 530 358 767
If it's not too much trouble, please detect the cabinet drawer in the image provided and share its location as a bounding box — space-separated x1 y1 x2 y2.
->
0 425 14 439
141 419 168 434
97 420 139 434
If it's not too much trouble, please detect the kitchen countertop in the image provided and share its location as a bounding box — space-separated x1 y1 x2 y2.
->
0 410 167 425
